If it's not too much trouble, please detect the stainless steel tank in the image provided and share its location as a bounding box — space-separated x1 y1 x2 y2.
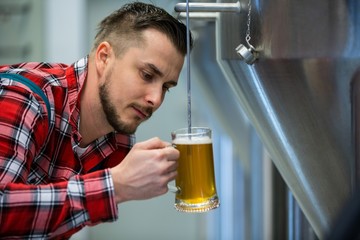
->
176 0 360 238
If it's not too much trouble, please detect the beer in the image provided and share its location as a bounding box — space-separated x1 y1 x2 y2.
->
171 127 220 212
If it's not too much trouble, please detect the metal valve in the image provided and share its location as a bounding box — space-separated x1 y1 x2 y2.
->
235 44 258 65
174 1 244 13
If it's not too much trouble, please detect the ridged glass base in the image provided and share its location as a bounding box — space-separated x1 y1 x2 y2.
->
174 196 220 213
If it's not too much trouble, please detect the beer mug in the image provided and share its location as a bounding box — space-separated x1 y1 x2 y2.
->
170 127 220 212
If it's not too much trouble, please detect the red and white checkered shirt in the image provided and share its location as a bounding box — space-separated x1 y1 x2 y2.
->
0 57 134 239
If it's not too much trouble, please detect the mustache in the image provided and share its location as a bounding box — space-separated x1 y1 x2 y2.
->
132 103 153 119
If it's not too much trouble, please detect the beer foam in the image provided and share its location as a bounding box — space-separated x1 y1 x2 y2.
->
173 136 212 145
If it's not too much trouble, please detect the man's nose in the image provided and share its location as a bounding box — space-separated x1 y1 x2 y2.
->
145 86 163 108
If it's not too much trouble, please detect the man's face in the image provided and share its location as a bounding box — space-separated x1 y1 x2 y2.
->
99 29 185 134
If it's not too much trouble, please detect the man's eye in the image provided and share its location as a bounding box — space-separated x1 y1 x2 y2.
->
141 71 153 81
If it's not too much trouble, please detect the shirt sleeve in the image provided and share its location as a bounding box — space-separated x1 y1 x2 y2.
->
0 84 118 238
0 169 118 239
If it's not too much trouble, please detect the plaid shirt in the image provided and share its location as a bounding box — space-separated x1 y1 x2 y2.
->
0 57 134 239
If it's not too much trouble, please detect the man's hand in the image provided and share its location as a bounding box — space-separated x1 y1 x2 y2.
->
110 137 179 204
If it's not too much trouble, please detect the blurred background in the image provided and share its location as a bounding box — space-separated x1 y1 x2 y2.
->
1 0 359 239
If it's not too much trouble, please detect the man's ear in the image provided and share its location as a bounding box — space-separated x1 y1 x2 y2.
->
95 41 112 76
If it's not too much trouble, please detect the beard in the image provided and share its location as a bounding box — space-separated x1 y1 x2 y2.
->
99 71 153 135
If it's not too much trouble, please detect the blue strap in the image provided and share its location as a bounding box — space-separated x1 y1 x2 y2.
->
0 73 51 127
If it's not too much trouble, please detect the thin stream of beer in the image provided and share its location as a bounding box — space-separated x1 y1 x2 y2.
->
186 0 191 135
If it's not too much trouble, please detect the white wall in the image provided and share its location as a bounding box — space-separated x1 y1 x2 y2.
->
44 0 87 63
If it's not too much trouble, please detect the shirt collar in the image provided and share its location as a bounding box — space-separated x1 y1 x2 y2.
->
67 56 88 145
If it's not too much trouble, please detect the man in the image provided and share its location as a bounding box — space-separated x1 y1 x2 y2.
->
0 2 192 239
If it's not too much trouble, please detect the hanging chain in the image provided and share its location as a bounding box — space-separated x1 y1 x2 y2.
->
245 0 255 50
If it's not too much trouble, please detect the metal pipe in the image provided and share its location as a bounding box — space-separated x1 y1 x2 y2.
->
174 1 243 13
177 12 218 20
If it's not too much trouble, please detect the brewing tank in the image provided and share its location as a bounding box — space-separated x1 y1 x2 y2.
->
221 0 360 238
176 0 360 238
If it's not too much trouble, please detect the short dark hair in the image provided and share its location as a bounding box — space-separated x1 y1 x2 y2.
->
92 2 193 57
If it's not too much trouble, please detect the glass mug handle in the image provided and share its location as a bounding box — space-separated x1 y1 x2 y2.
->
167 143 180 194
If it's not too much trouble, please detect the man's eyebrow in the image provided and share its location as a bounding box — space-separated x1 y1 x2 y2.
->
147 63 163 77
146 63 177 87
